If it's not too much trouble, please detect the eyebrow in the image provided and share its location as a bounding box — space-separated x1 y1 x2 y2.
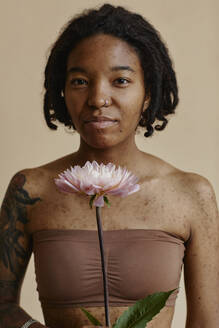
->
111 66 135 73
67 65 135 75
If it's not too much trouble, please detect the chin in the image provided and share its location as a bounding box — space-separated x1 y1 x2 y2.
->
86 141 116 150
82 135 120 150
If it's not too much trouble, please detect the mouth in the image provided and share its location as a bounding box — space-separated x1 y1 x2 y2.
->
84 116 119 129
85 120 118 129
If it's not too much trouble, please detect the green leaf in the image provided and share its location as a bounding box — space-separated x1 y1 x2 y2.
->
89 195 96 209
112 289 176 328
104 195 111 207
80 307 103 326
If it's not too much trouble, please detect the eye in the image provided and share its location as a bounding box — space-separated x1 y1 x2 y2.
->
70 78 88 86
114 78 130 86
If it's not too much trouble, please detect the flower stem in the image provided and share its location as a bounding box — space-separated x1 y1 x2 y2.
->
96 206 110 327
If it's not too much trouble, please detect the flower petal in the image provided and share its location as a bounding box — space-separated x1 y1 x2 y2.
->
94 195 105 207
54 161 140 203
54 178 79 193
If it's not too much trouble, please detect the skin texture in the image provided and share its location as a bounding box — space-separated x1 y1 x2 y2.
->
0 174 40 280
64 34 149 164
1 34 219 328
0 173 44 328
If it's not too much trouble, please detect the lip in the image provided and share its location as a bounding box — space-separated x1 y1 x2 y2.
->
84 116 118 123
85 120 118 129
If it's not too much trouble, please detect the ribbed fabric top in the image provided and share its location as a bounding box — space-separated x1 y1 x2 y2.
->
33 229 185 308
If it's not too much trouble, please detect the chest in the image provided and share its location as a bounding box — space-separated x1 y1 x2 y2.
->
27 176 191 241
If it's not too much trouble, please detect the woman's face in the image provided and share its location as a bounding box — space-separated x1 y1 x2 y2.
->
64 33 148 149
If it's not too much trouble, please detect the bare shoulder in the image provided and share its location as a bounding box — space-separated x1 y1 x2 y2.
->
10 154 73 194
150 153 216 198
172 169 218 209
9 167 49 196
163 163 219 228
180 171 219 226
146 153 219 224
164 160 218 210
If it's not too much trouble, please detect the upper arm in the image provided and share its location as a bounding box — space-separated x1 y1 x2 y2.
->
0 171 41 304
183 173 219 326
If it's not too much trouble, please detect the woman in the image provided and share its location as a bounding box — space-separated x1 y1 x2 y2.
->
0 3 218 328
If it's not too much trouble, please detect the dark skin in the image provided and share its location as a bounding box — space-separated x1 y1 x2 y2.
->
0 173 43 328
64 33 150 167
0 34 219 328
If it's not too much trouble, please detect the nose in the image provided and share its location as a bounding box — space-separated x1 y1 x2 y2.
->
87 81 111 109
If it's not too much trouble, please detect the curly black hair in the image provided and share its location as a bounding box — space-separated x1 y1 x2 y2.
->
44 3 179 137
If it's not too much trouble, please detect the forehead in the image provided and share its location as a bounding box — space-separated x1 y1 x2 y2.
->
66 33 142 72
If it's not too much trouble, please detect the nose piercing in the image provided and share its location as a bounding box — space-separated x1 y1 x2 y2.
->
88 98 110 107
104 99 110 106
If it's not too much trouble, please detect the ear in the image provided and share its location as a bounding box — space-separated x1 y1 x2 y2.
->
143 94 150 111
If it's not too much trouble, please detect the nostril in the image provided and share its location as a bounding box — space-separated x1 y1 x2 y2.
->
88 97 111 108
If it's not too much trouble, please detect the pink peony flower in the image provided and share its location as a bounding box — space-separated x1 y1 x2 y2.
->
54 161 140 207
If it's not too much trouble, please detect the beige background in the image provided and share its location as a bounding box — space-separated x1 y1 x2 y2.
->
0 0 218 327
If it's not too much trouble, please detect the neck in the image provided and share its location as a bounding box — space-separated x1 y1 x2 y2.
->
73 136 143 171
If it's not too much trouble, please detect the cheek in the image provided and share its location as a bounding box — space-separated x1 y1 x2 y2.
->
119 98 143 126
64 95 82 121
119 83 145 113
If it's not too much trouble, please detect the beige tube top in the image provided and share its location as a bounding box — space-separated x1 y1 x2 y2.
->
32 229 185 308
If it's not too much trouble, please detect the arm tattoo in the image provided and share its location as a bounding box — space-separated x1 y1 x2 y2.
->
0 173 41 280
